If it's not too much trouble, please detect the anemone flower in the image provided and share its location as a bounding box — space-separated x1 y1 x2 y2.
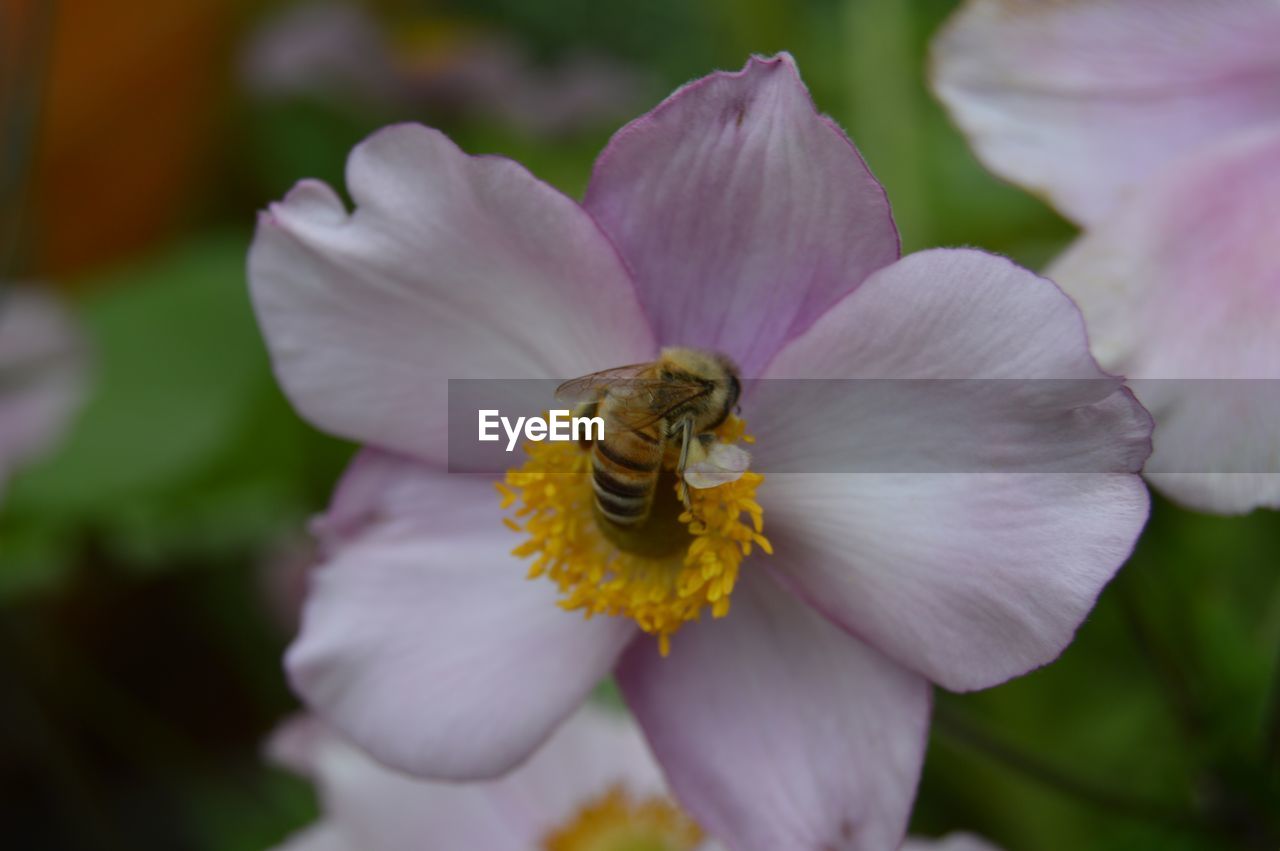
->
249 54 1151 850
931 0 1280 513
268 704 712 851
0 286 85 504
270 702 1001 851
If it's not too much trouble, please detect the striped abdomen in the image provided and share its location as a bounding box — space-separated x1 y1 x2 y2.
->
591 397 664 527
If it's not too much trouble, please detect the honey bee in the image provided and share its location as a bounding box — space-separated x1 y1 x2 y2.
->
556 347 744 529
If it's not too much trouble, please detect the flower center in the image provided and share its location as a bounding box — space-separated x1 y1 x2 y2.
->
497 415 770 656
540 784 703 851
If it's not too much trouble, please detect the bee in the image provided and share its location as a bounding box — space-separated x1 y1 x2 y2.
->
556 347 744 530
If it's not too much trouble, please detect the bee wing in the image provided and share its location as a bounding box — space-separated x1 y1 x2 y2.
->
608 380 713 433
554 363 657 403
684 442 751 489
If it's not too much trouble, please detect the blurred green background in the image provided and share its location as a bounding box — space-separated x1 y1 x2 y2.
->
1 1 1277 849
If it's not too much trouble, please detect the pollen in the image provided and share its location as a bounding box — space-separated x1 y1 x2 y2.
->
540 784 703 851
497 416 769 656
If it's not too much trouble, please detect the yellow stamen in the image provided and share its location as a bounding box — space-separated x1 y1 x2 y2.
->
498 415 769 656
541 784 703 851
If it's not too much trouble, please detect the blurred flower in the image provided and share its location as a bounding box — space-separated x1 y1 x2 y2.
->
932 0 1280 513
0 286 86 504
268 703 714 851
241 1 650 138
249 55 1151 850
268 702 1002 851
239 2 400 106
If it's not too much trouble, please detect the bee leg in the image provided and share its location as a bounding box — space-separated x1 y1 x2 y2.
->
676 416 693 508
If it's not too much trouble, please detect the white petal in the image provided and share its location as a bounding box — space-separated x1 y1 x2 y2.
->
1048 126 1280 513
249 123 654 465
932 0 1280 224
748 249 1151 690
618 572 930 851
287 451 637 780
265 705 669 850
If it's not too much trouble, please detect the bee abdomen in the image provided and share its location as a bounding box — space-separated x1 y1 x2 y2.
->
591 461 655 524
594 468 651 500
591 425 661 527
595 438 659 472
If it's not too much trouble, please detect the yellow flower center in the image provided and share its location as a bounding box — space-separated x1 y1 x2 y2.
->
540 784 703 851
497 416 770 656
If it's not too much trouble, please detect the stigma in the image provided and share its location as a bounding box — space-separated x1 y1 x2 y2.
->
497 415 770 656
541 784 703 851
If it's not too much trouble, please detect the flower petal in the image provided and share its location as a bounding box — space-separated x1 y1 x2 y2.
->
750 249 1153 470
1047 126 1280 513
617 571 930 851
286 450 637 780
267 705 663 850
584 54 899 375
0 287 87 499
249 123 655 465
267 715 526 851
750 249 1151 691
931 0 1280 224
487 704 669 838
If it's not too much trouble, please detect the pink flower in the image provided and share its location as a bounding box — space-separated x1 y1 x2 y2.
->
931 0 1280 513
0 286 86 504
268 702 999 851
249 55 1151 850
267 704 715 850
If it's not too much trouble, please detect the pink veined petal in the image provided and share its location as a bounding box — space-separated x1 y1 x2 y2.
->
618 570 931 851
286 450 637 780
248 122 655 467
749 249 1152 691
930 0 1280 225
265 705 665 851
0 286 87 500
1048 125 1280 513
584 53 899 376
902 833 1004 851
